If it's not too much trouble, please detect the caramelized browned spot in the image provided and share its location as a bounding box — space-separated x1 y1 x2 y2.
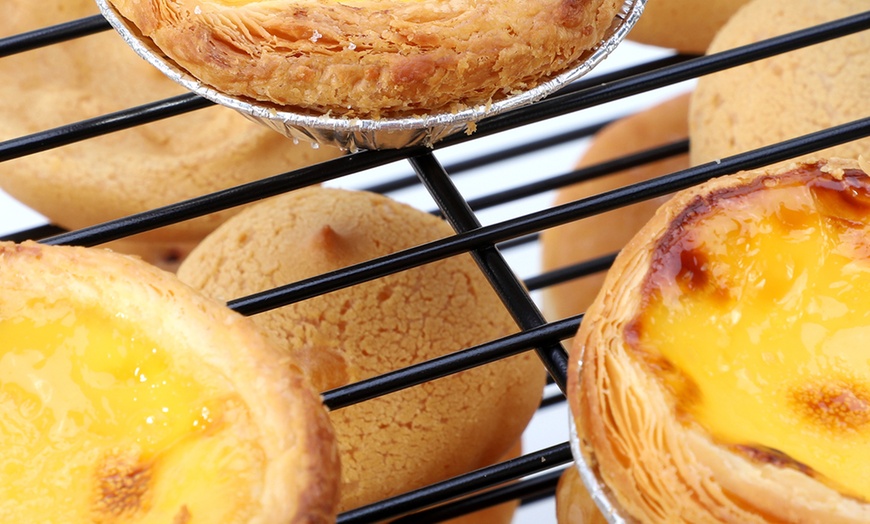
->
173 505 192 524
92 449 151 522
557 0 593 27
634 160 853 325
676 248 710 293
732 444 814 477
391 56 438 93
774 201 814 233
643 195 712 297
809 169 870 224
790 378 870 432
623 317 643 347
649 231 731 304
308 225 344 253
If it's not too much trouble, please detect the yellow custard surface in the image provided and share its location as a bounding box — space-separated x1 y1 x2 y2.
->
630 165 870 501
0 298 265 523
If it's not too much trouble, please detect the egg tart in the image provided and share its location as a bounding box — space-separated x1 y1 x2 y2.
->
568 158 870 522
103 0 624 119
0 241 339 523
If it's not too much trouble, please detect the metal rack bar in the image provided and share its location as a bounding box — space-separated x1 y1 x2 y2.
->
391 468 567 523
364 120 615 196
410 151 570 387
525 253 618 293
460 139 688 214
322 315 580 410
337 443 573 523
0 94 212 162
0 14 109 57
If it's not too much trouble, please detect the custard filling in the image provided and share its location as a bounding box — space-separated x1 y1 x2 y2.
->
630 165 870 501
0 299 265 522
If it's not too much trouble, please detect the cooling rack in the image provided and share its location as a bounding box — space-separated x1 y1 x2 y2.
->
1 8 870 524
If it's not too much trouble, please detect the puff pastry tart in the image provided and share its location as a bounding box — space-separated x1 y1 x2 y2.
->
568 158 870 523
0 241 339 523
105 0 623 118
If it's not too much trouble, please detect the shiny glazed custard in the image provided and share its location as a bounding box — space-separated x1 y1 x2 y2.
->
0 299 263 522
628 163 870 501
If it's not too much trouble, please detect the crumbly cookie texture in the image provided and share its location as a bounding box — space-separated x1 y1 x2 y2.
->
177 187 546 511
570 158 870 523
689 0 870 168
107 0 623 118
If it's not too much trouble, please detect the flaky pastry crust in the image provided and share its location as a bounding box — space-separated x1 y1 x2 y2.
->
0 241 340 523
568 158 870 523
106 0 623 118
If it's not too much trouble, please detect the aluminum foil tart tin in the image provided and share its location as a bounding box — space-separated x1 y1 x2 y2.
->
568 404 635 524
96 0 646 152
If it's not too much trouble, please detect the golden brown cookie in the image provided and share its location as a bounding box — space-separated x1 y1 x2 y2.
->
104 0 624 119
627 0 749 54
176 186 547 512
0 0 342 245
540 93 689 321
0 241 340 522
689 0 870 168
555 466 608 524
569 158 870 522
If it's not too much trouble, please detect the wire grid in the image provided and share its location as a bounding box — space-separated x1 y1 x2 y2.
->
1 9 870 524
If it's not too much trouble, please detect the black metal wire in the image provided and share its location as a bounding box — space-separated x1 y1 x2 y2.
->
0 224 66 243
40 148 418 246
460 139 688 215
391 468 567 523
0 94 212 163
322 315 580 410
337 442 573 523
0 15 109 57
525 253 618 292
363 119 615 196
410 152 571 389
